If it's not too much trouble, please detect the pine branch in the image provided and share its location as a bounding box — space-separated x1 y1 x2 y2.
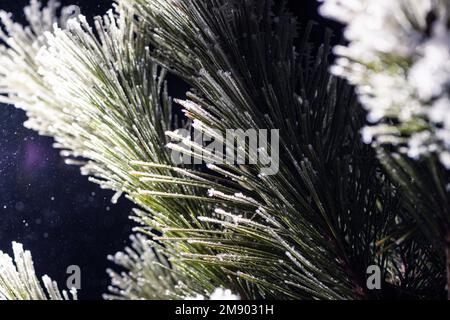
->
104 234 184 299
320 0 450 297
125 0 444 298
0 0 241 299
0 242 77 300
0 0 445 300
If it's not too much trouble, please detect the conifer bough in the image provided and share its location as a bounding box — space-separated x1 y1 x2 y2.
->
0 0 446 300
320 0 450 298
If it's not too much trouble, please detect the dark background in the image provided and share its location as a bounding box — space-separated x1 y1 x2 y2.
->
0 0 341 299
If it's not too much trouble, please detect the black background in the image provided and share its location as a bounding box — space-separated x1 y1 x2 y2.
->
0 0 342 300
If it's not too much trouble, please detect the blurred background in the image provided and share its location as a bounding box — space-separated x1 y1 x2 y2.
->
0 0 341 299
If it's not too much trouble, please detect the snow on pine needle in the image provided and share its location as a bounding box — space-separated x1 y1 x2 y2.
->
0 0 446 300
0 242 77 300
320 0 450 168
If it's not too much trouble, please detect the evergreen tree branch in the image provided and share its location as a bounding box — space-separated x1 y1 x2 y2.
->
320 0 450 297
0 0 445 300
0 242 77 300
125 0 444 298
